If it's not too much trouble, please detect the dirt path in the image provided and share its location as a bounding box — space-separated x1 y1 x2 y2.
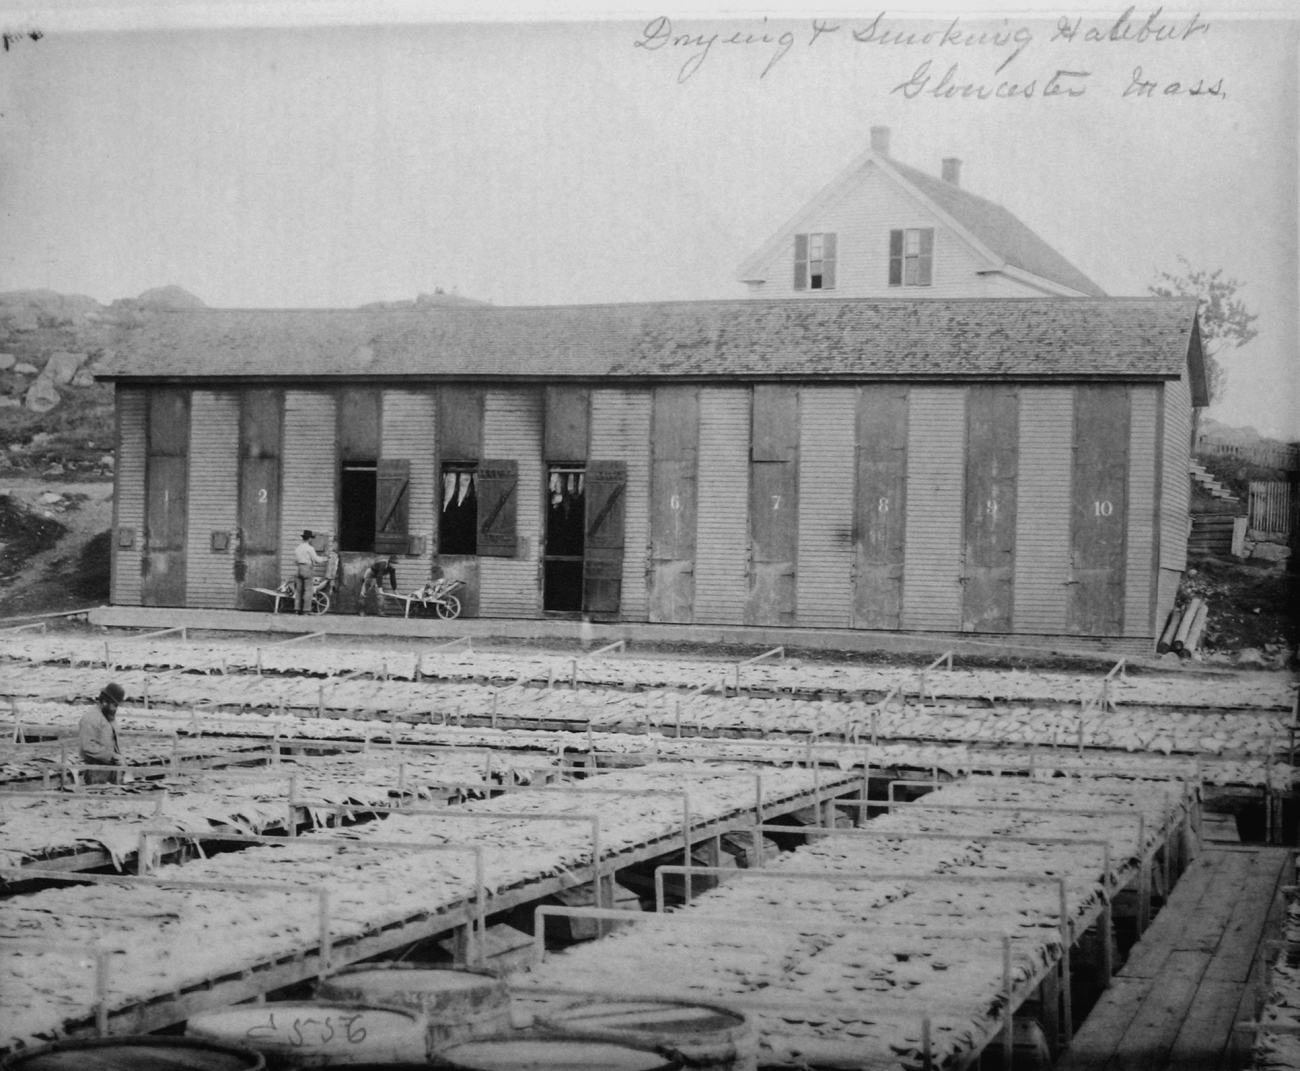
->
0 477 113 618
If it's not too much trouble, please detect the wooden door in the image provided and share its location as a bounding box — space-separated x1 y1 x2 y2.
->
142 389 189 606
747 386 798 626
583 461 626 618
853 386 907 628
1068 386 1130 635
962 386 1018 632
236 390 282 608
648 387 698 622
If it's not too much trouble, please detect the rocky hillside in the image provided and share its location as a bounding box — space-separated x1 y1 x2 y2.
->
0 287 212 479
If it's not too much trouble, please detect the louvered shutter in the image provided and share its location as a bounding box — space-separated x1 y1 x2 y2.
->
822 233 837 290
374 458 411 555
793 233 808 290
584 460 627 616
476 460 518 557
888 230 903 286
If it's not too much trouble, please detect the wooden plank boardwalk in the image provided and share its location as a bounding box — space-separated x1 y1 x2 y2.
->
1058 844 1291 1071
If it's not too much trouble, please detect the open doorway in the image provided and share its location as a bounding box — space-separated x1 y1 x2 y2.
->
544 465 585 612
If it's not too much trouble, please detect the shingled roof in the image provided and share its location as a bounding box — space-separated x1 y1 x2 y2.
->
885 160 1107 298
97 297 1199 384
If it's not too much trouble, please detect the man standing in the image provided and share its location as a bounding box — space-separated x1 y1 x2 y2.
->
79 682 125 785
359 555 398 616
295 530 325 614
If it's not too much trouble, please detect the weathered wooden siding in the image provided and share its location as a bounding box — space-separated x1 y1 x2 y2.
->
901 387 965 631
962 386 1018 633
279 390 337 582
747 385 798 626
112 387 147 606
382 389 436 587
744 163 1043 299
693 387 750 625
796 387 855 628
853 386 908 629
236 390 283 609
590 389 651 621
1013 388 1073 635
648 387 699 624
185 390 239 608
142 390 190 607
1161 374 1193 574
1069 386 1131 635
480 388 542 618
1123 385 1158 638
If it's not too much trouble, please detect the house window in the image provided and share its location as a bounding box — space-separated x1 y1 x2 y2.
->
440 463 478 555
889 228 933 287
794 232 836 290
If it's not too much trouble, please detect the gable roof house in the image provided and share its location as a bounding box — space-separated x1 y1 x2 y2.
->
736 126 1106 300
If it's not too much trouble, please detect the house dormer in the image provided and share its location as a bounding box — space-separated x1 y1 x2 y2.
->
738 126 1105 300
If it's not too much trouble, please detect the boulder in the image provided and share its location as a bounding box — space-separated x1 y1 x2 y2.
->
24 375 60 413
13 361 38 376
70 369 96 388
1250 541 1291 563
0 354 14 371
43 351 87 385
98 454 115 470
1235 648 1266 667
0 397 19 408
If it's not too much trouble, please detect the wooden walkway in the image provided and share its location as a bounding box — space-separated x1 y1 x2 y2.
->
1058 844 1291 1071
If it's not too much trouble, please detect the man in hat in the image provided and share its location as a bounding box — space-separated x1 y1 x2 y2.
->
79 682 125 785
294 530 326 615
359 555 398 616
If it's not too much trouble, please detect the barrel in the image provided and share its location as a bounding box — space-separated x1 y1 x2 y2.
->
438 1036 682 1070
317 964 510 1050
0 1036 266 1070
186 1002 427 1068
539 1000 755 1070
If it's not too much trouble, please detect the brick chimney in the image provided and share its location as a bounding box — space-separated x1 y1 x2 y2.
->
942 157 962 186
870 126 890 157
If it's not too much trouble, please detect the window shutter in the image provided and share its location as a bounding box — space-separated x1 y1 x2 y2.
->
374 458 411 554
822 233 837 290
476 460 518 557
888 230 903 286
793 233 808 290
584 460 626 616
918 228 934 285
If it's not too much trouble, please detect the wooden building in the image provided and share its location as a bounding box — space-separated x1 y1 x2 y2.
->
99 296 1205 650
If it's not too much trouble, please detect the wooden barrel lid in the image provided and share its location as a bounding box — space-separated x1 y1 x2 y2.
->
319 965 503 1007
187 1001 426 1063
2 1036 265 1070
439 1036 681 1070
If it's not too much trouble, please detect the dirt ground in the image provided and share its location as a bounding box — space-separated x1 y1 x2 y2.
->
0 477 113 618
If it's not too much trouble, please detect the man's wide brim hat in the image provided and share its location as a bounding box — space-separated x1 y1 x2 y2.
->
99 682 125 705
302 530 314 540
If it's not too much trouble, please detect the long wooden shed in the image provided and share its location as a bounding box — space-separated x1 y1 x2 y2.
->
98 296 1205 651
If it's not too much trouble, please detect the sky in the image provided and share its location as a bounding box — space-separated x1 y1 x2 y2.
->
0 1 1296 439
